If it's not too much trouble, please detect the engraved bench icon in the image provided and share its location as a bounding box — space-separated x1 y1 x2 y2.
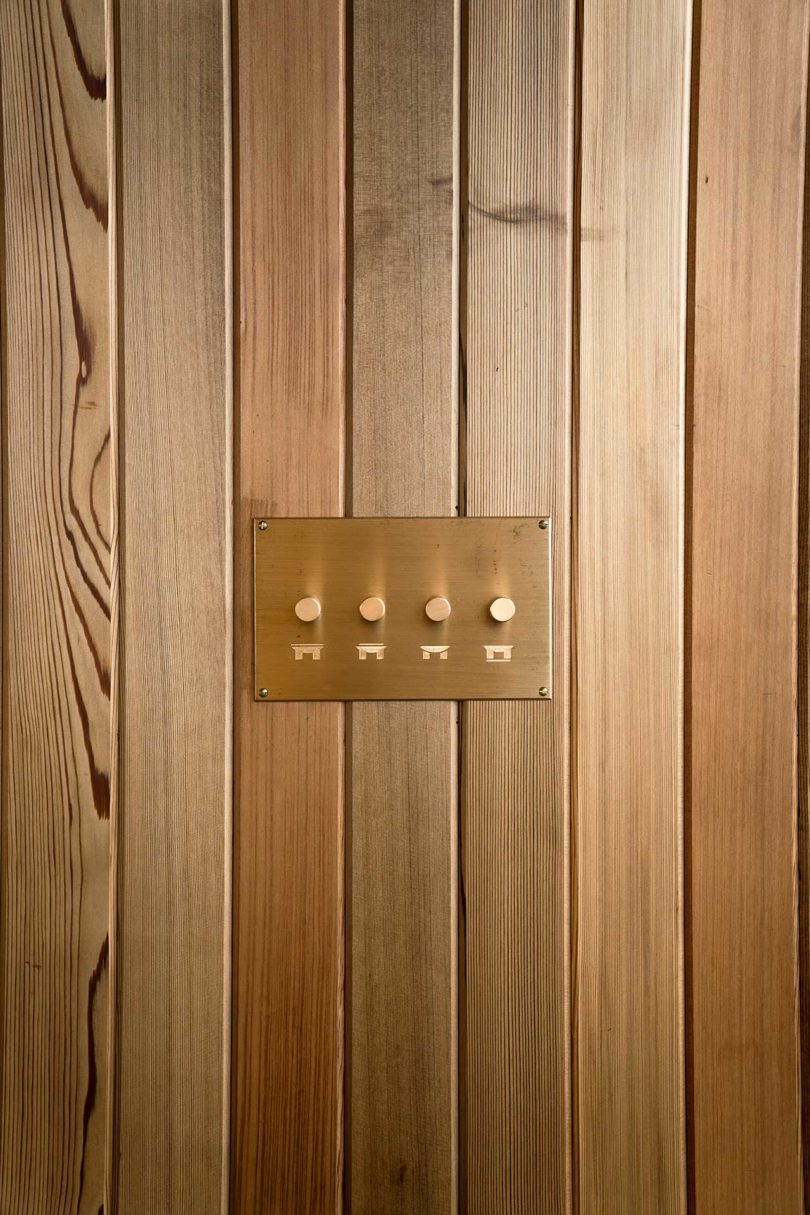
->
292 644 323 660
357 644 386 661
421 645 449 661
484 644 513 663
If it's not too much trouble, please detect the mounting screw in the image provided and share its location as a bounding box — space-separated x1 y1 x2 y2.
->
258 687 269 698
257 520 268 531
539 687 549 698
539 517 549 529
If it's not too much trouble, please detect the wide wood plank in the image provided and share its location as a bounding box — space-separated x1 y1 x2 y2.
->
114 2 231 1209
463 2 574 1210
691 1 807 1208
0 2 113 1209
349 0 457 1208
230 0 345 1210
576 1 690 1208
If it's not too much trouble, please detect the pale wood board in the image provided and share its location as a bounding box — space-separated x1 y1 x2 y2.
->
463 1 574 1210
230 0 345 1209
690 0 808 1208
576 0 690 1208
349 0 457 1208
0 2 113 1210
114 1 231 1208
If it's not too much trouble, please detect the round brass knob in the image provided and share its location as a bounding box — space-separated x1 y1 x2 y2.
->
295 596 321 622
489 597 516 622
359 596 386 622
425 596 452 622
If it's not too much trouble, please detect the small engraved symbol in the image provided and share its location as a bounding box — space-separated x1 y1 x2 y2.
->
484 644 513 663
292 644 324 661
421 645 449 661
357 644 386 661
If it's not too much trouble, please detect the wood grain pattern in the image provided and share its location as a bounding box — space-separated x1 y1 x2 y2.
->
230 0 345 1210
576 0 690 1208
690 1 807 1208
114 1 231 1209
0 2 113 1210
463 2 574 1209
349 0 457 1208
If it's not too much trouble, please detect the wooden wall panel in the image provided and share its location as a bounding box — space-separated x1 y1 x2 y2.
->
576 1 690 1209
463 2 574 1211
691 1 808 1209
0 2 113 1210
115 1 231 1209
349 1 458 1208
230 0 345 1210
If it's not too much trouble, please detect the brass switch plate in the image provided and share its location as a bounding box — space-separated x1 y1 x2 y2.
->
254 517 551 701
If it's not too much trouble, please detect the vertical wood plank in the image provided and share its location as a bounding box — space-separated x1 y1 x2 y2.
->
0 2 113 1210
349 0 457 1208
463 2 574 1210
691 1 808 1208
230 0 345 1210
576 1 690 1209
115 1 231 1209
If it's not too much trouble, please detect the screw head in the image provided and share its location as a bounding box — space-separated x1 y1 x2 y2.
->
539 518 549 529
539 687 549 698
258 687 269 698
258 520 268 531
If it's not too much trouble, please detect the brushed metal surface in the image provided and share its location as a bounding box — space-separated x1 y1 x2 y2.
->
253 517 552 700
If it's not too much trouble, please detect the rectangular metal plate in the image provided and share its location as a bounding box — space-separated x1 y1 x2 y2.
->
254 517 551 700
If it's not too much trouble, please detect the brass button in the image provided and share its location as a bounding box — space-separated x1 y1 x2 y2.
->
294 596 321 622
489 597 516 622
425 596 452 621
359 596 386 622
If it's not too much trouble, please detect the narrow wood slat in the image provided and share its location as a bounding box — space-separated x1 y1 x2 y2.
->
463 2 574 1210
800 8 810 1202
691 1 807 1208
576 1 690 1208
114 1 231 1208
230 0 345 1209
349 0 457 1208
0 2 113 1209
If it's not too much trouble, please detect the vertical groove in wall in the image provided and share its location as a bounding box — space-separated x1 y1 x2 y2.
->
569 1 582 1211
221 0 234 1209
456 8 469 1204
797 0 810 1202
342 4 354 1192
452 7 464 1210
337 5 348 1200
0 5 8 1177
457 0 469 523
227 0 241 1199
